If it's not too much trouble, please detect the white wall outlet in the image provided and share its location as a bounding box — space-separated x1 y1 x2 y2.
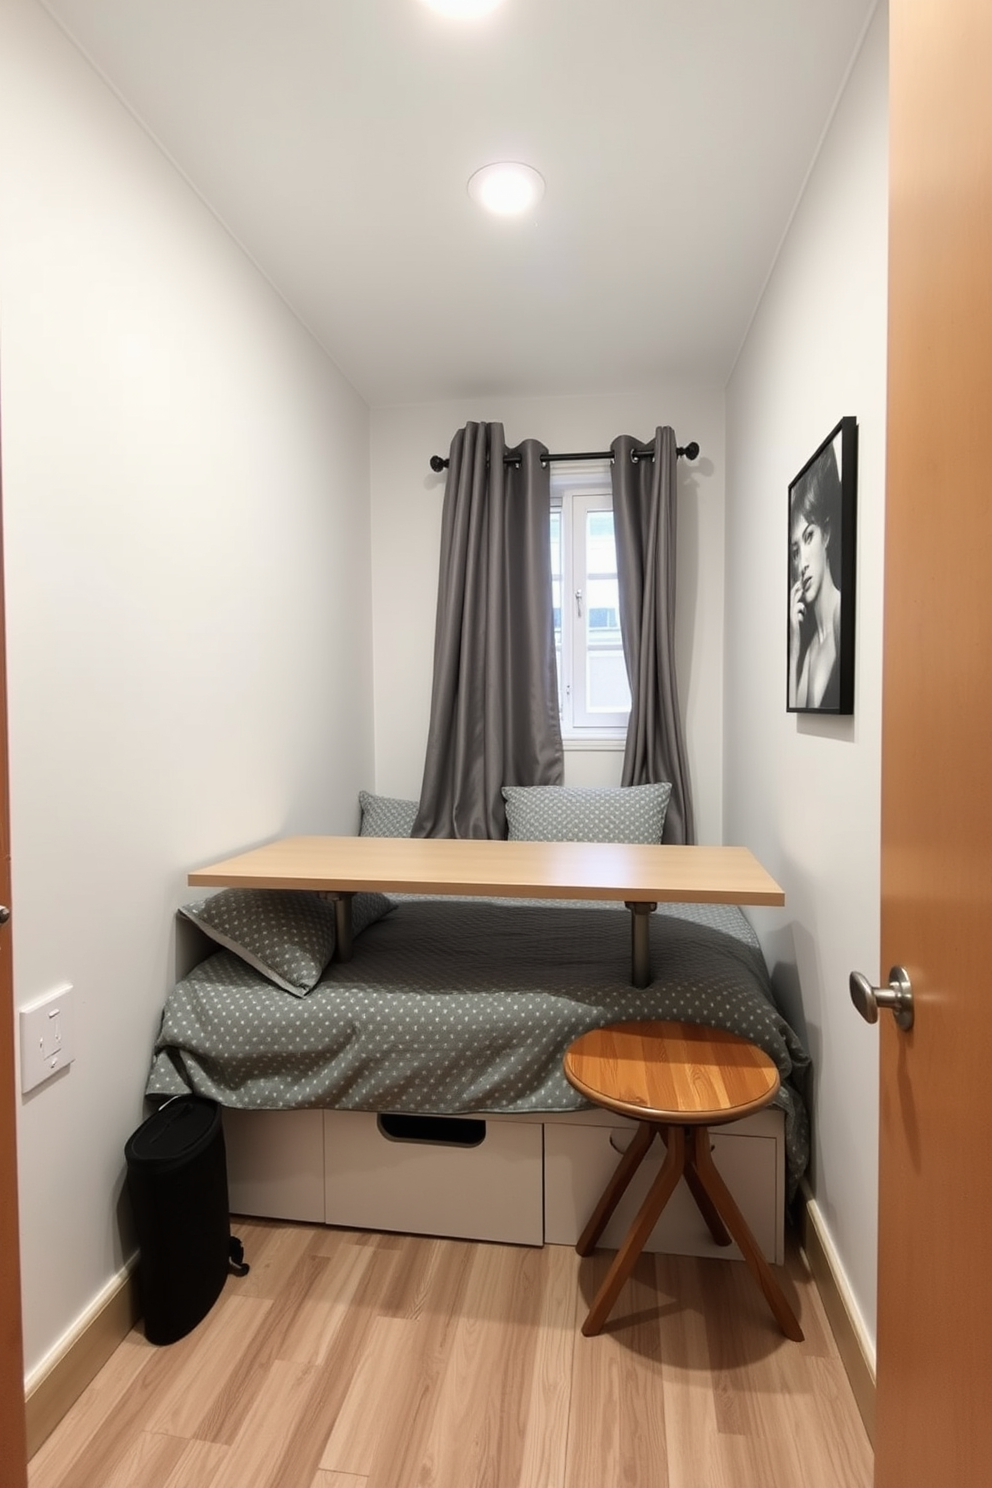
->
20 983 75 1093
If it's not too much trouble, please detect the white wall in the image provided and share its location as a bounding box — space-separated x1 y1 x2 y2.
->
0 0 373 1376
724 4 888 1352
370 387 726 843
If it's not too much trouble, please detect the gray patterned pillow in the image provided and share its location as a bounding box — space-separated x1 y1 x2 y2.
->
359 790 419 838
501 783 672 844
179 888 393 996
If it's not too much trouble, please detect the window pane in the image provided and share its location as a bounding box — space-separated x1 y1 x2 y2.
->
586 649 631 713
586 510 618 576
586 576 621 635
550 474 631 731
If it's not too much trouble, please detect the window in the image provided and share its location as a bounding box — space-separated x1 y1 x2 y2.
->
550 462 631 736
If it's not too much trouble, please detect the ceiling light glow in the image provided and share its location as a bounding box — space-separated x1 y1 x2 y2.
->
468 162 545 216
419 0 503 17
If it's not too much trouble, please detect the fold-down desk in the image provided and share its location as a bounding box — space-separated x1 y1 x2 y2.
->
189 836 784 988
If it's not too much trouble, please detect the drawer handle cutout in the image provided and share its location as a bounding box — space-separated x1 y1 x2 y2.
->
377 1113 487 1148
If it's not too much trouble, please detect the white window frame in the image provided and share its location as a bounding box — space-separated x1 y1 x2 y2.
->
551 461 630 741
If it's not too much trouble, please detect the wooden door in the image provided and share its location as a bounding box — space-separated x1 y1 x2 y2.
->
0 410 27 1477
875 1 992 1481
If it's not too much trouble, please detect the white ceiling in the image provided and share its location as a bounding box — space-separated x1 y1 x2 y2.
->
40 0 878 408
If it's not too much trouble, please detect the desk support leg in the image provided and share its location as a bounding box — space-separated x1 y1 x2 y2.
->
329 893 354 962
626 901 657 988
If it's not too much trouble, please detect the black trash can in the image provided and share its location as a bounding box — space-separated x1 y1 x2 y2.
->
125 1095 237 1344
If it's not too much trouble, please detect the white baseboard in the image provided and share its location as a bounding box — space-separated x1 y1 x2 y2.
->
24 1259 139 1459
798 1185 876 1445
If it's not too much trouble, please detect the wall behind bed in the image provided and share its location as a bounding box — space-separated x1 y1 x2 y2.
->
0 0 374 1379
724 4 887 1360
370 386 726 845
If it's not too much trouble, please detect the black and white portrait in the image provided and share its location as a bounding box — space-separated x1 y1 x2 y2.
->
787 417 857 715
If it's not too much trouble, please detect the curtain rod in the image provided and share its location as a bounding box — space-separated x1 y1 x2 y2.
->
428 440 699 473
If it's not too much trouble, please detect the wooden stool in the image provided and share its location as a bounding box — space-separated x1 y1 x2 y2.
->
563 1020 803 1341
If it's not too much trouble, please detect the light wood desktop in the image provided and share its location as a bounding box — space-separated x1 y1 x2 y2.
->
189 836 784 988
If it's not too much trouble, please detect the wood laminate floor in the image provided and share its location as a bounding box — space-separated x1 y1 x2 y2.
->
29 1218 873 1488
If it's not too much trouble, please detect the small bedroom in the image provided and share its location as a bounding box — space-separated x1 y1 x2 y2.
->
1 1 989 1485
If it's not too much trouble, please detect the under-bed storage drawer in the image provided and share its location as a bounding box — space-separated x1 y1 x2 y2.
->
223 1108 326 1224
323 1111 544 1246
543 1108 785 1264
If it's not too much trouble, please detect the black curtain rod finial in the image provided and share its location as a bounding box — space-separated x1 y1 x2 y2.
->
429 439 700 473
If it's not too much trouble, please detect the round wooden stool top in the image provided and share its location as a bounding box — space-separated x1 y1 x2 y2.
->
563 1020 780 1126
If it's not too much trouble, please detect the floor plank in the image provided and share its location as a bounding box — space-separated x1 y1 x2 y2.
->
161 1441 230 1488
354 1237 474 1488
28 1337 155 1488
565 1251 670 1488
98 1431 190 1488
516 1241 577 1488
203 1359 322 1488
30 1219 872 1488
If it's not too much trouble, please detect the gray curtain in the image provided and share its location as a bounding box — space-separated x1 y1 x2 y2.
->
414 421 563 839
611 426 696 844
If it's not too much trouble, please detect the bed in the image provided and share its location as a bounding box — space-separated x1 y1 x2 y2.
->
147 840 810 1262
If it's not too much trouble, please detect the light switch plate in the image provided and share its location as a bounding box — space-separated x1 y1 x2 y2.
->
20 983 75 1093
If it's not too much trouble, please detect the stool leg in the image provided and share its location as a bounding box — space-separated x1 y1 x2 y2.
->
576 1120 656 1257
581 1125 686 1337
688 1127 804 1342
677 1131 732 1247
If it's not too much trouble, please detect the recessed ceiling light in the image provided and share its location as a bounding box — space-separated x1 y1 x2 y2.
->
419 0 503 16
467 162 545 216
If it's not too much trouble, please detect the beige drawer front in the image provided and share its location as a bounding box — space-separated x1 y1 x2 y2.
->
323 1110 544 1246
544 1114 784 1263
223 1108 326 1224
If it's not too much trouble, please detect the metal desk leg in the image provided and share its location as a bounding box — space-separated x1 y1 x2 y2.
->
329 892 354 962
625 901 657 988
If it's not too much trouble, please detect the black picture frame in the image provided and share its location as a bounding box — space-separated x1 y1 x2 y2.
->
787 416 858 715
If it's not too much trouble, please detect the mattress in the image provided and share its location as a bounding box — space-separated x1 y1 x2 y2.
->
147 897 810 1191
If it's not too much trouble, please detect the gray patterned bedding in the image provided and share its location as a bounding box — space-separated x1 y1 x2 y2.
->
148 897 809 1191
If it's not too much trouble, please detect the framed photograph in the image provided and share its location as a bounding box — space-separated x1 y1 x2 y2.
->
787 416 858 714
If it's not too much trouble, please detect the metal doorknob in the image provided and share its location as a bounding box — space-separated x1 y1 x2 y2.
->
0 905 9 926
849 966 914 1031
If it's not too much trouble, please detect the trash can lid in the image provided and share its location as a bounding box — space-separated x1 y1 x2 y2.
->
125 1096 221 1169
